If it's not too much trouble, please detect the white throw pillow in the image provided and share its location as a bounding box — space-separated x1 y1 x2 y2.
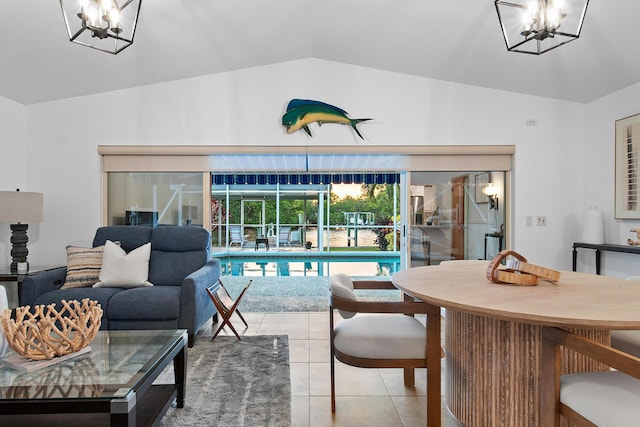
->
93 240 153 288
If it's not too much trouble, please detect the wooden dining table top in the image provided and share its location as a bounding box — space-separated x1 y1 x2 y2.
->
392 260 640 329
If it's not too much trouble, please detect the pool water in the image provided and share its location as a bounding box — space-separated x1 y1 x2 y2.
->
215 253 400 277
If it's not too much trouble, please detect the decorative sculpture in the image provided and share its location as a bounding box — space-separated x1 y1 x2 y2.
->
281 99 371 139
486 249 561 286
0 299 102 360
627 228 640 246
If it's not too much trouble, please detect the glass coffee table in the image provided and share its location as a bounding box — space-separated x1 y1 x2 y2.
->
0 329 187 426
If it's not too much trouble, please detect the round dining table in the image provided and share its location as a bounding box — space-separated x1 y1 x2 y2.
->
392 260 640 427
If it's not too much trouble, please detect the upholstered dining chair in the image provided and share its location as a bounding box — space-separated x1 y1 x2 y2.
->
610 276 640 358
328 273 442 415
540 326 640 426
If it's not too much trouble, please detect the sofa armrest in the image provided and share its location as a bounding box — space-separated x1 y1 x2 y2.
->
179 258 222 335
20 267 67 307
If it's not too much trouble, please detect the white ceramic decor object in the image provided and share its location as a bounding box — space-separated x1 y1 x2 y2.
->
582 206 604 244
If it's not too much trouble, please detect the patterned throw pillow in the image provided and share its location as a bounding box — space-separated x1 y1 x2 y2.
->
61 245 105 289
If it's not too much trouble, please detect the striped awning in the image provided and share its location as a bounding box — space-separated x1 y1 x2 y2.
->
212 173 400 186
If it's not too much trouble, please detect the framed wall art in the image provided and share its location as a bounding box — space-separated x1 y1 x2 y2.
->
615 113 640 219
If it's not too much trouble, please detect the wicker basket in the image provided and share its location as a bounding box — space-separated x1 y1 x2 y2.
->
0 298 102 360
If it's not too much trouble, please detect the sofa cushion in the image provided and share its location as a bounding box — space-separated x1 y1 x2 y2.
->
149 226 209 286
62 245 105 289
33 287 122 329
107 286 182 321
94 240 153 288
93 226 152 253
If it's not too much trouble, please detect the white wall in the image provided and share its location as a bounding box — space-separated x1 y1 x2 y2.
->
579 82 640 277
0 96 27 267
21 59 586 270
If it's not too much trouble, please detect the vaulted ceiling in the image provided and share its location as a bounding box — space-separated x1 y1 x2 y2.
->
2 1 638 105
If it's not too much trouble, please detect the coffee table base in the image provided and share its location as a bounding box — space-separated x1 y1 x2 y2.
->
1 384 176 426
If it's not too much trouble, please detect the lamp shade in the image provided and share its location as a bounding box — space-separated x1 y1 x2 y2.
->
0 191 44 224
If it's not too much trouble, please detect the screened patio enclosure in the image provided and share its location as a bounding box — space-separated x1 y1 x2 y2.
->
210 172 401 253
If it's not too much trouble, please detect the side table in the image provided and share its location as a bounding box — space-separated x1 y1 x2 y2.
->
0 265 63 307
255 237 269 251
484 231 504 260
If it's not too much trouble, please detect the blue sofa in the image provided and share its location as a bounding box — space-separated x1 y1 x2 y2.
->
21 225 221 347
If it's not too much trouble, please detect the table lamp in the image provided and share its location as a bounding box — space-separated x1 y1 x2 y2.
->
0 189 44 273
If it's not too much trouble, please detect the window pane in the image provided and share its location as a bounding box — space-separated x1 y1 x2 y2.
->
107 173 203 226
409 171 506 267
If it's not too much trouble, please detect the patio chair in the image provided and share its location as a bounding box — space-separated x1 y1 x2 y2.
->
328 273 442 416
540 326 640 426
229 225 248 248
278 226 291 247
206 278 252 340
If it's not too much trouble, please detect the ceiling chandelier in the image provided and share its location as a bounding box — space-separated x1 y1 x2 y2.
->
495 0 589 55
60 0 142 54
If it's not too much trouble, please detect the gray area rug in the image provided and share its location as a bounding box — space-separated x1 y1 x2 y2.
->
222 276 400 312
159 335 291 427
222 276 330 312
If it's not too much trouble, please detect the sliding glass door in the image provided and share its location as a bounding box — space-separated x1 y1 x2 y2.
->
101 145 513 274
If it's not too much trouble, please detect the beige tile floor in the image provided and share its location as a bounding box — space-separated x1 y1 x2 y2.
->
205 311 462 427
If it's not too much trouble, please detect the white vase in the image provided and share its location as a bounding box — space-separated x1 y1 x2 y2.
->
582 206 605 244
0 286 8 357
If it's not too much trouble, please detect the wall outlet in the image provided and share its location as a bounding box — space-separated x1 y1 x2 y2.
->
536 216 547 226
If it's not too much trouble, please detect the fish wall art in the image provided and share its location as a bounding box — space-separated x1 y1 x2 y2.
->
282 99 372 139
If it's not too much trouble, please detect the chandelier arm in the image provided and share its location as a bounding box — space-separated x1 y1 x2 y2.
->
69 26 88 42
107 34 134 43
120 0 135 9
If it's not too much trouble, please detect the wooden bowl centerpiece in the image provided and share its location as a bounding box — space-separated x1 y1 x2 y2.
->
0 298 102 360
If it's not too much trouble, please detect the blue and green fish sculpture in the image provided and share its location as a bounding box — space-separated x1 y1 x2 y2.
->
282 99 372 139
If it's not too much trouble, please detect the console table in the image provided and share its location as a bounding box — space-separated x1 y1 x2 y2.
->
572 242 640 275
483 231 504 260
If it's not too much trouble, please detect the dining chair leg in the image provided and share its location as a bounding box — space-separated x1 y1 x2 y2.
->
330 310 337 413
426 306 442 427
403 368 415 386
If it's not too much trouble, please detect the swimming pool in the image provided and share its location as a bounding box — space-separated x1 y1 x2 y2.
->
214 252 401 277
